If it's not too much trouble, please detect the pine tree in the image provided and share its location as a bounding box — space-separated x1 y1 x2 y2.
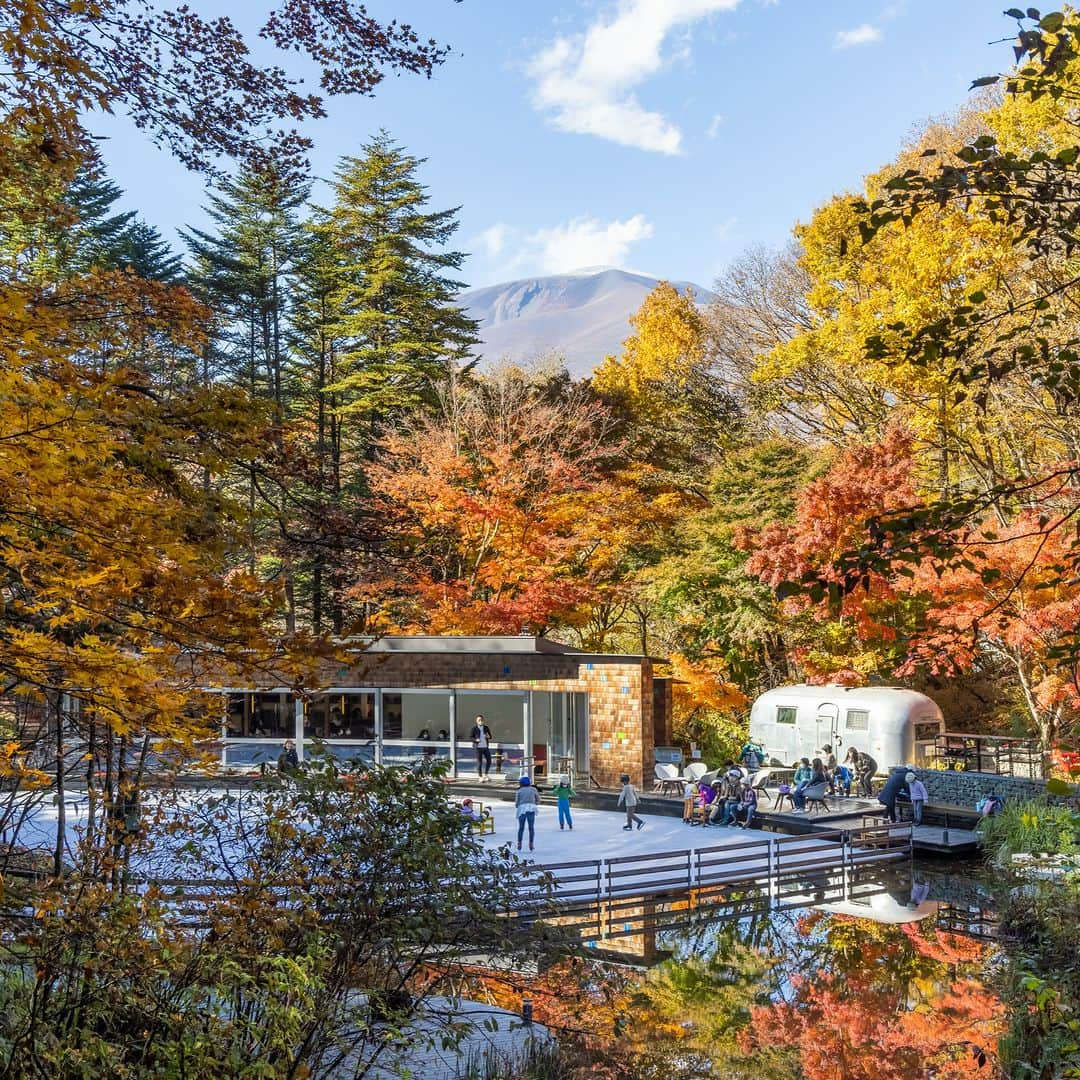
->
286 133 479 633
316 130 479 423
183 167 309 628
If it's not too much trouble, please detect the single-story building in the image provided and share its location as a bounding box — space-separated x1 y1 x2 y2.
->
209 636 672 789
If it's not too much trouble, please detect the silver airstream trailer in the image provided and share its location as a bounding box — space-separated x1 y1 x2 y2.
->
749 685 944 769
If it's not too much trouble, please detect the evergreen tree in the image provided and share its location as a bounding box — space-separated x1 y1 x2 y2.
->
286 133 479 633
183 168 308 411
0 153 181 283
316 130 479 423
107 219 183 283
183 167 309 629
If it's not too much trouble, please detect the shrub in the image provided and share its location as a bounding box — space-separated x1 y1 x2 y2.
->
978 799 1080 867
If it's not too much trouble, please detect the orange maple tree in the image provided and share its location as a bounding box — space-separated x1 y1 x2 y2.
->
740 426 921 679
359 375 624 634
895 501 1080 749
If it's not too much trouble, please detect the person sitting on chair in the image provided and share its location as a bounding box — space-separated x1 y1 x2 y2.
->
459 797 490 824
708 768 743 826
793 758 828 812
732 779 758 828
792 757 813 802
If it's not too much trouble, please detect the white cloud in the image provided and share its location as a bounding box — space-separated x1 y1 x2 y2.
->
527 0 741 155
706 112 725 138
834 23 883 49
476 223 509 259
528 214 654 273
476 214 655 277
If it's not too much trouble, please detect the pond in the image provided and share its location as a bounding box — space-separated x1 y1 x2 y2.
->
530 859 1007 1079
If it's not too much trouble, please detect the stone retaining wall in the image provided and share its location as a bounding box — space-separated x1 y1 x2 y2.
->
910 767 1073 807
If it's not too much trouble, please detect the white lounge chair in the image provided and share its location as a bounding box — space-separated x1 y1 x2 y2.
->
748 767 777 804
653 762 683 795
684 761 708 783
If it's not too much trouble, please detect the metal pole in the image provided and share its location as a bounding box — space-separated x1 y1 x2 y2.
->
842 830 851 901
768 836 778 910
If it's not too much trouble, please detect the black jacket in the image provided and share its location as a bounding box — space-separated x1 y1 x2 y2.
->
877 768 908 806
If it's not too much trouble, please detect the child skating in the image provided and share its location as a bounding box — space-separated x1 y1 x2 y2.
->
551 774 575 830
617 773 645 831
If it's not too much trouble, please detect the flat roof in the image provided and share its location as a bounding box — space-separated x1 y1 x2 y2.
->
352 635 660 661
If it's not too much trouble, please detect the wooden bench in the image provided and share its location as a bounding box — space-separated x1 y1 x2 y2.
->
896 799 980 829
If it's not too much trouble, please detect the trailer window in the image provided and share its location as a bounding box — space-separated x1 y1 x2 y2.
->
845 709 869 731
914 720 940 741
776 706 797 725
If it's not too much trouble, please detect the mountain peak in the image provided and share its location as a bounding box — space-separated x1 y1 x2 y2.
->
459 267 714 377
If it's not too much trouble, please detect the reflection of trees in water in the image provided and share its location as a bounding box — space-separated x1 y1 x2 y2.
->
619 901 1004 1079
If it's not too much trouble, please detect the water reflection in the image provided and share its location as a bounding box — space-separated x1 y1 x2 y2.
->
592 866 1005 1077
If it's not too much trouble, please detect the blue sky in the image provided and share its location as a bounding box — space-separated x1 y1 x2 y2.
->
96 0 1011 289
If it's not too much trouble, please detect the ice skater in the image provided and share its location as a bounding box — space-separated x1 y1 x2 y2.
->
617 773 645 831
551 774 575 830
515 774 539 851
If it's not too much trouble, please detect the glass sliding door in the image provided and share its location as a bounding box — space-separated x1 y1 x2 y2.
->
306 691 376 768
222 691 292 769
454 692 526 781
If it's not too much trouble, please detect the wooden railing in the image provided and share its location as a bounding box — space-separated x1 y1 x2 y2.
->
511 823 912 941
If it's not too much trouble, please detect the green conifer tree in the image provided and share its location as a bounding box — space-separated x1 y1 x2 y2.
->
183 168 309 629
315 130 479 422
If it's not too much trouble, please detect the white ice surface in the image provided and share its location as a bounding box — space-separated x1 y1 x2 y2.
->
9 792 900 901
467 799 750 867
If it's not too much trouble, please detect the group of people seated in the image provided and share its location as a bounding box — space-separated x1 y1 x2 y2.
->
683 764 759 829
680 743 894 827
779 745 881 806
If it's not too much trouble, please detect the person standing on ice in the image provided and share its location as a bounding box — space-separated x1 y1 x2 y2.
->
617 773 645 831
551 774 575 830
515 775 539 851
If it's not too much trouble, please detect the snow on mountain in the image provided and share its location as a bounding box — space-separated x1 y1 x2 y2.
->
459 267 715 378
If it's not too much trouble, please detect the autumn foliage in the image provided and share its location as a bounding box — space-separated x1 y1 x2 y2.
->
742 916 1005 1080
360 373 622 634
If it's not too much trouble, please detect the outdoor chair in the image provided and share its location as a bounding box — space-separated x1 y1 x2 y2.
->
749 767 776 805
684 761 708 783
653 763 682 795
803 781 830 815
466 800 494 836
774 783 796 812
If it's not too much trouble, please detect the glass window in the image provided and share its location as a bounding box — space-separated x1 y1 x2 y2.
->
914 720 940 742
225 692 291 738
776 706 797 725
457 693 523 744
223 742 280 768
846 709 869 731
306 692 375 740
382 692 450 741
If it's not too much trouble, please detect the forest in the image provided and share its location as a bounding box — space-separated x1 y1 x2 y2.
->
3 6 1080 774
21 34 1080 764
